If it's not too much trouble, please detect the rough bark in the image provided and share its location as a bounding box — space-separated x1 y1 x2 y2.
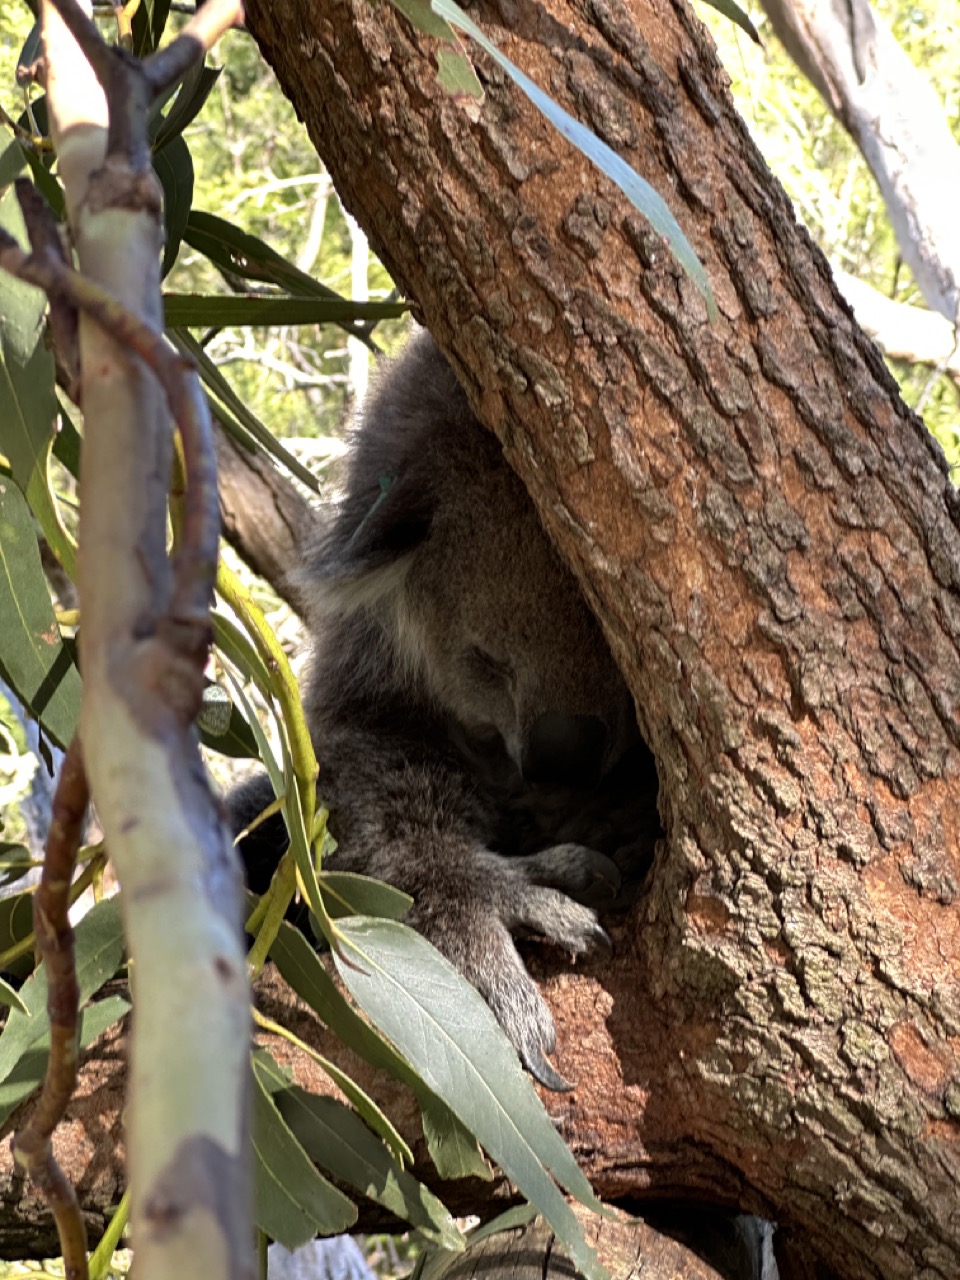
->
234 1 960 1277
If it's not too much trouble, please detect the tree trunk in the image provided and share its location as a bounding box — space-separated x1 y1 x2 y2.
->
234 1 960 1277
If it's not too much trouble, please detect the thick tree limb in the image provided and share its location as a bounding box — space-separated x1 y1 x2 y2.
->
214 422 315 615
232 2 960 1278
757 0 960 322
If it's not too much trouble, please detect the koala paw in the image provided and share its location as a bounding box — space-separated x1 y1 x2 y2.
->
516 842 621 904
415 853 613 1090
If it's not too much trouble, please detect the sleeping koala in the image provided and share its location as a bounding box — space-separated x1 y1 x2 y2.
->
233 332 661 1089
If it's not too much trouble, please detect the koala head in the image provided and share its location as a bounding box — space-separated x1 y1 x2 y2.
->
298 334 637 789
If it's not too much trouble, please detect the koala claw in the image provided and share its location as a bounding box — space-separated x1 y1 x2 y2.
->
590 922 614 952
518 845 621 900
523 1049 573 1093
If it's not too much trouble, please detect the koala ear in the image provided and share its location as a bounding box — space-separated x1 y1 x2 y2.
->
294 470 434 616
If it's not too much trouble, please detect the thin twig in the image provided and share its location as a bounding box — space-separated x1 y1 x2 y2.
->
10 737 90 1280
145 0 245 97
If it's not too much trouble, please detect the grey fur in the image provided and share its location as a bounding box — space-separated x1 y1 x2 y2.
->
232 332 660 1089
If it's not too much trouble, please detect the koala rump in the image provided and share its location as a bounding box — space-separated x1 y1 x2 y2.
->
231 332 661 1090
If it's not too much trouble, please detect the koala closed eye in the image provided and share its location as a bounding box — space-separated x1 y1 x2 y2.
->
466 645 514 685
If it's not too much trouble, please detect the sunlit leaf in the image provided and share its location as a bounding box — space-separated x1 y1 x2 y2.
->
0 188 74 576
431 0 716 320
0 898 125 1087
335 918 607 1280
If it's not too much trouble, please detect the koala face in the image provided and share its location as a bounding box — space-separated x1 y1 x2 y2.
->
398 457 637 788
298 331 638 791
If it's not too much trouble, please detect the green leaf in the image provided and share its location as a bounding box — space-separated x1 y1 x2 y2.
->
0 897 125 1087
696 0 761 43
155 133 195 279
318 872 412 922
154 63 223 151
184 211 346 302
252 1052 357 1246
173 329 322 495
276 1085 464 1250
0 975 27 1015
435 47 484 100
0 187 75 576
431 0 716 321
0 479 81 749
0 993 130 1128
0 842 34 893
334 918 607 1280
0 883 35 983
268 922 485 1179
389 0 483 99
419 1093 490 1181
131 0 172 55
0 128 28 190
164 294 409 329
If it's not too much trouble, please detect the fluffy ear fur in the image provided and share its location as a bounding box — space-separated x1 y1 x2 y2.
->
292 469 434 617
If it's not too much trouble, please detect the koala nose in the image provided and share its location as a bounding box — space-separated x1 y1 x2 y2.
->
522 713 607 788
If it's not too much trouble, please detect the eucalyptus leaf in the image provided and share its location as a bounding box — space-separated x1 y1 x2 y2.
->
268 921 486 1179
0 897 125 1086
184 211 346 303
318 871 412 922
0 994 131 1128
0 188 74 576
155 133 194 279
252 1053 357 1246
164 294 408 328
276 1085 464 1250
389 0 483 99
697 0 761 43
0 479 80 749
431 0 716 320
335 917 607 1280
0 975 27 1015
155 63 223 151
173 329 322 495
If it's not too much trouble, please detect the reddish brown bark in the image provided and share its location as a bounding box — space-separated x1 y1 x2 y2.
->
233 1 960 1276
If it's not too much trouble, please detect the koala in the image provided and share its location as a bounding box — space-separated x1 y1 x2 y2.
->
233 331 661 1089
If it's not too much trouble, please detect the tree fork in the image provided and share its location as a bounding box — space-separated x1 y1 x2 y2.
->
236 1 960 1277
